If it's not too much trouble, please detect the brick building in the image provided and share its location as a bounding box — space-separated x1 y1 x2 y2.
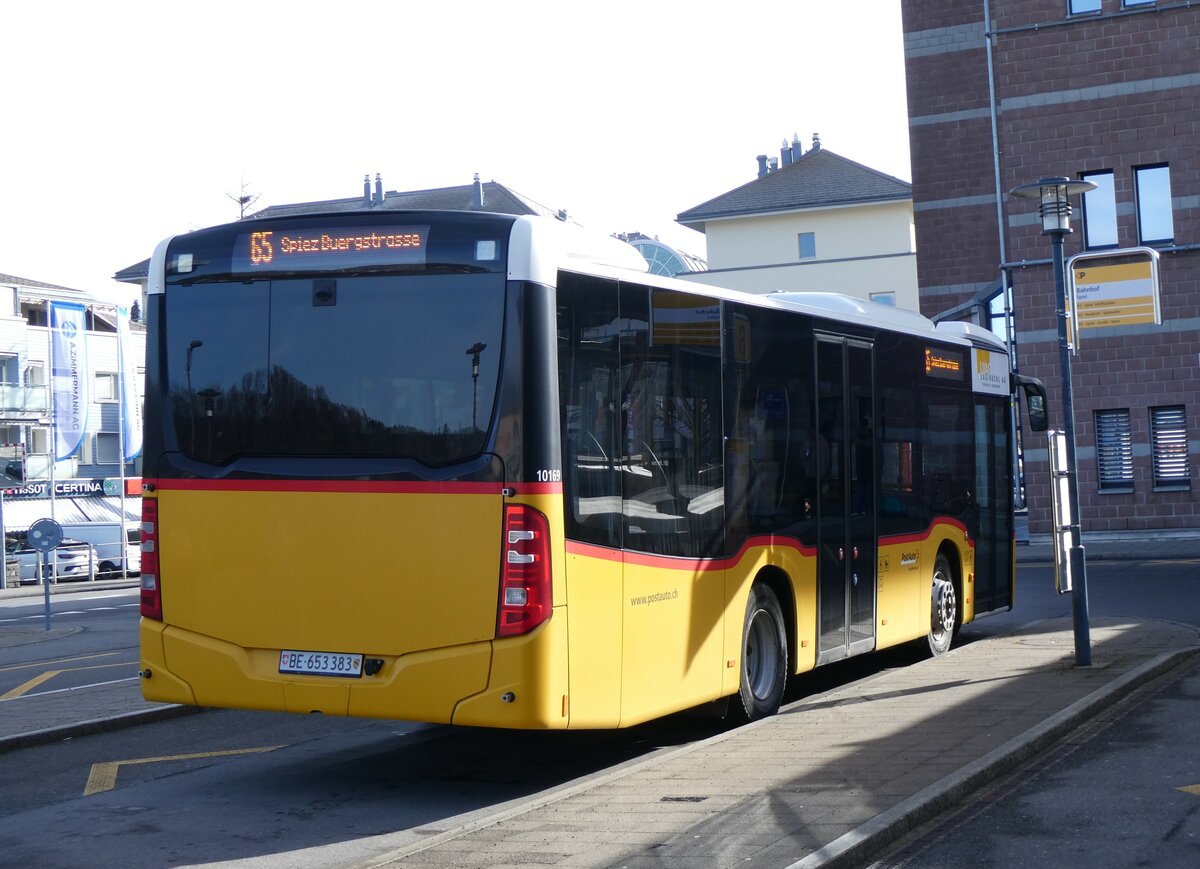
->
901 0 1199 536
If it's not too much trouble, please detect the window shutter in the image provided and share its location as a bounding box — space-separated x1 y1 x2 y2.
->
1095 409 1134 489
1150 406 1190 488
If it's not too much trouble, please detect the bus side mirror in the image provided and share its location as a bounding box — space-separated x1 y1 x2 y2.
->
1014 375 1049 433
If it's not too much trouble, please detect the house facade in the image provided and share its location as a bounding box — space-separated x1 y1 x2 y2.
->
675 137 920 311
901 0 1199 536
0 273 144 533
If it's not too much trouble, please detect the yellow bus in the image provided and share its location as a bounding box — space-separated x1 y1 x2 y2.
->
138 211 1042 728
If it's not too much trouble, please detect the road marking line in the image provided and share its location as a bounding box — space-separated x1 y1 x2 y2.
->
1 670 63 700
84 746 285 796
0 676 140 702
0 652 119 673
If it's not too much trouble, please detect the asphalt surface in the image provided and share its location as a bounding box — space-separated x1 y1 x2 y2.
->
1 534 1198 867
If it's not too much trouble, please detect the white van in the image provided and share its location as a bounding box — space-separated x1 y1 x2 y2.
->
59 522 141 577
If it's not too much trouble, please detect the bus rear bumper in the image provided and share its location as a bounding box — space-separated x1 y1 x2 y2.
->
141 620 496 723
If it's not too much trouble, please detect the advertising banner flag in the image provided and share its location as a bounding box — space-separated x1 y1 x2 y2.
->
50 301 90 460
117 306 143 460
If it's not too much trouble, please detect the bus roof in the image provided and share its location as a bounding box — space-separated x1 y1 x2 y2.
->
147 210 1006 355
513 216 1004 354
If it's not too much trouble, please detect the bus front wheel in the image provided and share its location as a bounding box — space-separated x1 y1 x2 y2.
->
737 583 788 720
927 553 957 656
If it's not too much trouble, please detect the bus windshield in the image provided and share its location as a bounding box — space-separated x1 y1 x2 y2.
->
165 272 506 466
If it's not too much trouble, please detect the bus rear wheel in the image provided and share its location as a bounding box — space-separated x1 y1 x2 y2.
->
927 553 957 656
737 583 788 720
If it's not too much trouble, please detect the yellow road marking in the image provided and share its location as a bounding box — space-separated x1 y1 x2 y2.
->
1 670 62 700
0 652 119 673
1179 784 1200 796
84 746 285 796
0 662 137 701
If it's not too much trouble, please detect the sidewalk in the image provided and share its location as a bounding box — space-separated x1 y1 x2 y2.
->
1015 530 1200 563
364 617 1200 868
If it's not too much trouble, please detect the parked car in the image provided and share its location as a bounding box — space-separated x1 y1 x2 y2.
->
4 536 99 584
59 522 141 577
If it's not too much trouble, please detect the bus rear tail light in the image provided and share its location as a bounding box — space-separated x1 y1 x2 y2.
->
140 496 162 620
497 505 551 638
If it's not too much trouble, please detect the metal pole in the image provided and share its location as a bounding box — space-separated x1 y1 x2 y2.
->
1050 230 1092 666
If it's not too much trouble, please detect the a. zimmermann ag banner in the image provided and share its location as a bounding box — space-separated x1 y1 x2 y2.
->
50 300 90 460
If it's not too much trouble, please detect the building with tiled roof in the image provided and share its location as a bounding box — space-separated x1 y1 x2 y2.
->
249 173 562 221
675 136 919 310
114 174 566 285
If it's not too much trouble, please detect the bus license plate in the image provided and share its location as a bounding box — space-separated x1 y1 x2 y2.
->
278 650 363 678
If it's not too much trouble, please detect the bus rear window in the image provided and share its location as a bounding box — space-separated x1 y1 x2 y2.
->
165 273 505 466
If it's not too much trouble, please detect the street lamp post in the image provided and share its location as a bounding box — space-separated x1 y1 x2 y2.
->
465 342 487 430
1009 176 1096 667
185 340 203 447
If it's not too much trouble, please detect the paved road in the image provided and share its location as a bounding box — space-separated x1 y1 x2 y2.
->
0 555 1197 867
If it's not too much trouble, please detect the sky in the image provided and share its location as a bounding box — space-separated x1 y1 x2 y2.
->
3 1 910 308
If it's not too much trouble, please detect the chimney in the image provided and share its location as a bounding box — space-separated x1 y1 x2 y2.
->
791 133 803 163
769 157 779 172
811 132 821 151
363 175 371 206
780 139 793 167
756 154 770 178
374 173 383 206
473 173 484 209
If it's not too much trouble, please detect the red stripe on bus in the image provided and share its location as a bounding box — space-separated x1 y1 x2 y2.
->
152 479 562 496
880 517 974 548
565 534 817 572
566 518 973 572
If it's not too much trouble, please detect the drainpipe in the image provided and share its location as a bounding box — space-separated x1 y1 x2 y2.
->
984 0 1025 511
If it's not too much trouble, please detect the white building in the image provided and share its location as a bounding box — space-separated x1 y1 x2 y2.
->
675 136 919 311
0 273 144 532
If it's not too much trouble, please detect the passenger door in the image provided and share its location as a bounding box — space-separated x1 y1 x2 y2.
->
816 335 877 664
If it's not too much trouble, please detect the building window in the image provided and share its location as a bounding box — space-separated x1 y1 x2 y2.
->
0 355 17 385
869 292 896 307
96 432 121 465
25 362 44 386
95 372 118 402
986 286 1015 348
1095 409 1134 490
1150 405 1190 489
1123 1 1156 7
30 427 49 456
798 232 816 260
1069 0 1101 13
1081 171 1117 249
1135 164 1174 244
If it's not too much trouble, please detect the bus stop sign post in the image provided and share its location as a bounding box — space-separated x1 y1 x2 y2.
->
1010 176 1094 668
1047 430 1074 594
28 518 63 631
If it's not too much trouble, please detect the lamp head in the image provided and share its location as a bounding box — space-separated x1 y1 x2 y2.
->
1009 176 1098 234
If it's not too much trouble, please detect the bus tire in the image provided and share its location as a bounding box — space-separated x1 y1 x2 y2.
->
927 552 957 657
737 583 788 720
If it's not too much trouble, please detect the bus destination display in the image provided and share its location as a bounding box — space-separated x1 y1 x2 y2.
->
924 346 964 380
231 226 428 272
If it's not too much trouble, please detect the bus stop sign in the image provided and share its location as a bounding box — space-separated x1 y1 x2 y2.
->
28 518 63 552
